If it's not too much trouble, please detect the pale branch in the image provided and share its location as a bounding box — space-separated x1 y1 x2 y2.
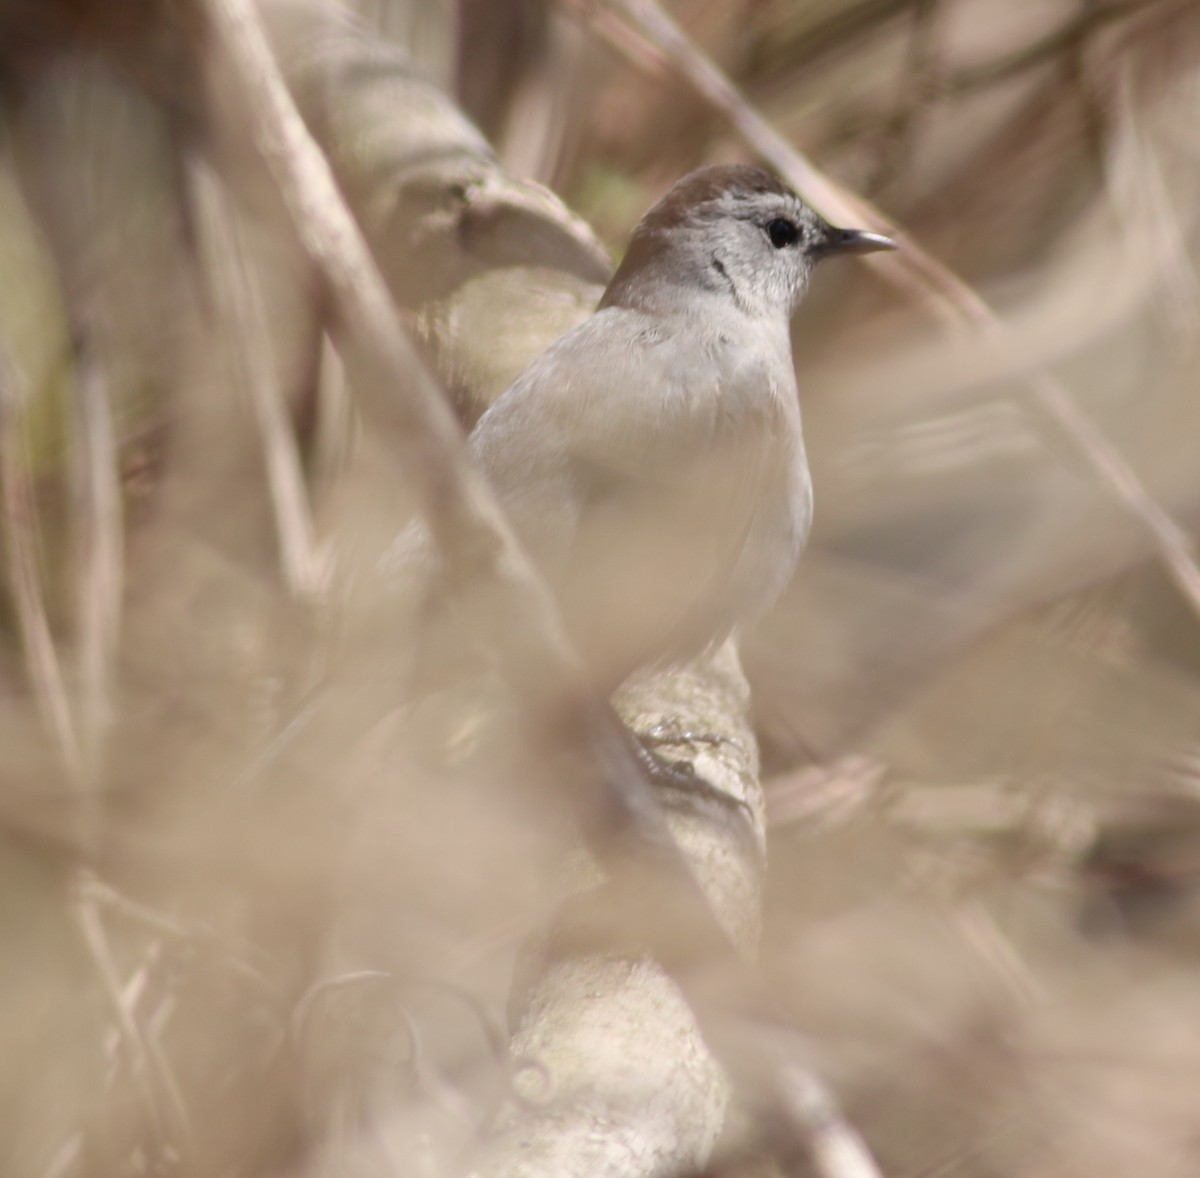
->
70 341 123 785
583 0 1200 621
188 158 327 601
73 873 192 1156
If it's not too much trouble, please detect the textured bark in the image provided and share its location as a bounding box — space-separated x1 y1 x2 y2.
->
475 645 765 1177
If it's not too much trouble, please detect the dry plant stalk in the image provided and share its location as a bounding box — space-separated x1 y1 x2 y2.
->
69 345 122 782
188 159 326 601
0 338 82 778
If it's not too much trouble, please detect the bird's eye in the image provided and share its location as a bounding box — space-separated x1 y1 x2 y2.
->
766 218 799 249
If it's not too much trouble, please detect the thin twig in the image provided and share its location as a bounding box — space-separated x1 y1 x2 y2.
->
82 873 277 989
583 0 1200 620
311 335 354 518
953 900 1046 1006
784 1064 886 1178
70 341 123 788
74 874 191 1155
189 159 327 601
0 341 83 779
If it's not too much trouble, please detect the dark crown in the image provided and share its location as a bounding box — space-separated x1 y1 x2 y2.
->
638 165 796 232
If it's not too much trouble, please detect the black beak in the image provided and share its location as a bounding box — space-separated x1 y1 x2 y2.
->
814 226 898 260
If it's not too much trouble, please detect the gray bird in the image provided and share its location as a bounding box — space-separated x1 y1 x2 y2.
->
463 165 895 693
388 164 895 697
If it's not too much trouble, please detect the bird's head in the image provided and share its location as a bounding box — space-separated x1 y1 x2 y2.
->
600 164 896 320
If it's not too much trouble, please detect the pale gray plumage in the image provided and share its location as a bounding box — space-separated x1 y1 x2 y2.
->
445 165 893 691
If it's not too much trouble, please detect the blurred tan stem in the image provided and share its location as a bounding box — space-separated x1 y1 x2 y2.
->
71 343 123 783
786 1066 886 1178
193 0 876 1169
0 341 83 780
585 0 1200 620
74 875 191 1157
189 159 327 601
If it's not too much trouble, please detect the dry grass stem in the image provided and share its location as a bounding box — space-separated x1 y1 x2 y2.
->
189 160 326 602
310 336 354 520
953 901 1045 1006
73 877 191 1155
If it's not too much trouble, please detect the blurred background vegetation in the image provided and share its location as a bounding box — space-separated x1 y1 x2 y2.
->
2 0 1200 1174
